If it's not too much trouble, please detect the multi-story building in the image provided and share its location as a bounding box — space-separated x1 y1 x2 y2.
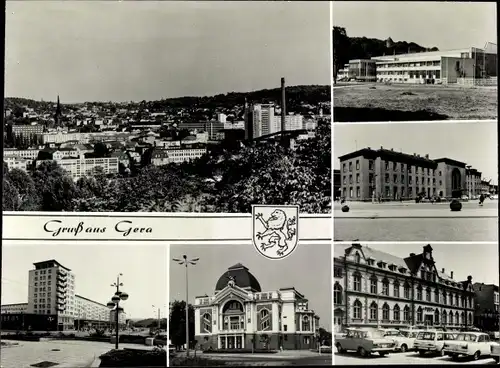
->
334 243 475 333
177 122 225 141
11 124 45 138
338 147 468 201
466 167 482 198
473 283 499 333
271 114 304 133
194 263 320 351
36 157 119 180
245 103 275 140
348 59 377 82
3 148 41 160
27 260 77 331
75 295 126 330
151 146 207 166
4 156 34 172
1 303 28 314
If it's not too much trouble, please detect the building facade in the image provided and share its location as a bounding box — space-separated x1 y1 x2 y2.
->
36 157 119 180
1 303 28 314
194 263 319 351
334 244 475 333
473 283 499 333
11 124 45 138
151 147 207 166
271 114 304 133
339 147 467 201
466 168 483 198
348 60 377 82
4 156 34 172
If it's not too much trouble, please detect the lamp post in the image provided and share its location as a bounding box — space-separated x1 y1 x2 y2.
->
107 273 129 350
172 255 199 357
152 304 166 332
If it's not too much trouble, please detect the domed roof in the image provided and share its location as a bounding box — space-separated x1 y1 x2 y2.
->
215 263 261 293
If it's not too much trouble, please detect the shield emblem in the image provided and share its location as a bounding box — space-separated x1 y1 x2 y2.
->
252 205 299 260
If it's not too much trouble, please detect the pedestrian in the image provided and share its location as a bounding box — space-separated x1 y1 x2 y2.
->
479 194 485 206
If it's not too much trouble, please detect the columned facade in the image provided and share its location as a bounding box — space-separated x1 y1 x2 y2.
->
334 244 475 332
194 263 319 351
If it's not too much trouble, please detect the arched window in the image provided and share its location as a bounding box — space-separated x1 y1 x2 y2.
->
370 302 378 320
417 307 423 323
449 311 454 325
455 311 459 325
442 310 447 325
334 282 343 305
469 312 473 325
460 311 465 325
404 283 410 299
434 288 440 303
382 303 390 321
403 305 410 322
302 315 311 331
382 278 389 296
442 291 447 305
426 287 431 302
434 309 440 325
355 252 361 264
353 272 362 292
416 285 423 301
393 280 400 298
260 309 269 318
370 275 378 294
393 304 400 321
353 299 362 319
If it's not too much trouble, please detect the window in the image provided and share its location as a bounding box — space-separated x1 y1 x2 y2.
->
393 281 400 297
382 303 390 321
426 287 431 302
334 283 343 305
302 316 311 331
334 267 342 278
353 300 362 319
449 311 454 325
356 160 360 170
342 176 346 185
417 307 423 323
400 163 404 171
349 175 353 184
443 291 447 305
385 173 389 183
283 325 287 332
442 311 447 325
434 309 440 325
370 302 378 320
356 173 360 183
342 163 346 173
409 176 413 184
370 276 378 294
385 161 389 170
353 272 361 291
349 162 352 172
369 160 374 170
416 285 422 301
393 304 400 321
404 283 410 299
393 174 398 183
393 162 397 171
382 279 389 296
435 289 440 303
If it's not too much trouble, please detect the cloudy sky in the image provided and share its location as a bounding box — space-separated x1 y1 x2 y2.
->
5 1 330 103
170 243 332 331
333 121 498 185
1 243 168 320
333 2 496 50
335 242 499 286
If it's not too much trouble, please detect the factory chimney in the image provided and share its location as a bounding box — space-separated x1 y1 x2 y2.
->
281 77 286 133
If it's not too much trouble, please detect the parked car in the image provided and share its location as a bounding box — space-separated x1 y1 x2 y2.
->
491 194 498 200
385 329 423 352
414 330 457 356
443 332 498 361
491 343 500 363
335 328 396 357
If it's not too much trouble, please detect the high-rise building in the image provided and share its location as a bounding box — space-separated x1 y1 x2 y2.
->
28 260 76 331
244 103 275 140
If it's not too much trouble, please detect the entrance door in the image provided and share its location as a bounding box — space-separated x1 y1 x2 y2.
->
236 336 242 349
228 336 235 349
220 336 226 349
425 314 433 326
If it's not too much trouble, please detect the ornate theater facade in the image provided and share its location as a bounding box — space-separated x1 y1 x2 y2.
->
194 263 320 350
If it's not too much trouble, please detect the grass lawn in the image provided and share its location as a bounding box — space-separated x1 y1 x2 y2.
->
333 83 498 121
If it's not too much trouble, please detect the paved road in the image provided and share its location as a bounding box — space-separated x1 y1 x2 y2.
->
334 201 498 241
334 350 498 365
0 339 155 368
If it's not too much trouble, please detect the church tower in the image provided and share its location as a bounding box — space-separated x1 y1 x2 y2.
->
54 95 62 126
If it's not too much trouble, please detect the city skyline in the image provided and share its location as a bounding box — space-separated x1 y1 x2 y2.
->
334 243 499 286
1 244 168 320
5 1 330 103
332 1 497 51
169 243 332 331
333 122 499 185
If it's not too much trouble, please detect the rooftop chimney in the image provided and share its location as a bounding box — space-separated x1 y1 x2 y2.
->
410 253 416 257
442 268 445 273
425 154 429 159
281 77 286 133
451 271 454 279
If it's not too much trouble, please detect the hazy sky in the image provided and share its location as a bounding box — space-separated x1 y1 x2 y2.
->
169 243 332 331
1 243 168 320
5 1 330 103
334 242 499 285
333 122 498 185
333 2 497 50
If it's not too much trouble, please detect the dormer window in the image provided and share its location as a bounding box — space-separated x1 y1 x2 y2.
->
355 252 361 264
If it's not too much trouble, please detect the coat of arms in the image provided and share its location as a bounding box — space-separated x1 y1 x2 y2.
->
252 205 299 259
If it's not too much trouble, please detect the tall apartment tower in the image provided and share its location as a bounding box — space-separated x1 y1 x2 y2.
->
281 77 286 132
27 260 76 331
244 103 275 140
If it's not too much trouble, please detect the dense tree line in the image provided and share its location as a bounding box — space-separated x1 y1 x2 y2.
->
2 119 331 213
332 26 439 83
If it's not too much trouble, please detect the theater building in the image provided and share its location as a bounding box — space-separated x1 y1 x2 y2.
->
333 243 475 333
338 147 467 201
194 263 320 351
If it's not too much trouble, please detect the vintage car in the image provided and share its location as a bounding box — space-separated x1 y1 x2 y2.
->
443 332 498 361
381 329 423 352
335 328 396 357
414 330 457 356
491 342 500 363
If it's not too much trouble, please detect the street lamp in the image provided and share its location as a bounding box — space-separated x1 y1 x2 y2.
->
107 273 129 349
152 304 166 332
172 255 199 357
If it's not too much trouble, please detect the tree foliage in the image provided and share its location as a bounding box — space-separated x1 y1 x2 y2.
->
169 300 195 351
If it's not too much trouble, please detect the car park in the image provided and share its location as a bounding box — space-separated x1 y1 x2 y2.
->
414 330 457 356
384 329 423 352
443 332 499 361
335 327 397 357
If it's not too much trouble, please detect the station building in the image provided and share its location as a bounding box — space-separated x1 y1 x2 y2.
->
338 147 469 201
333 243 475 333
194 263 320 351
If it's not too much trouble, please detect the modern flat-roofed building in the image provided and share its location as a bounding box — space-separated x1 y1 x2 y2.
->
1 303 28 314
333 243 475 333
151 146 207 166
348 59 377 82
3 148 41 160
11 124 45 137
338 147 467 201
36 157 119 180
4 156 34 172
194 263 320 351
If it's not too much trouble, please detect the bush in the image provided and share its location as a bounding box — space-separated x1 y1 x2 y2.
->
99 348 167 367
202 349 278 354
170 356 225 366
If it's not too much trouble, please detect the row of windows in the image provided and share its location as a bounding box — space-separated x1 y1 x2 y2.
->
343 186 440 199
378 60 441 68
378 71 442 79
343 160 440 175
343 173 440 186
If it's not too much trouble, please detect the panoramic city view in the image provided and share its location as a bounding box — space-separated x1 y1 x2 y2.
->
2 1 331 214
333 242 500 365
332 1 498 122
0 243 168 368
333 122 498 242
168 243 332 366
